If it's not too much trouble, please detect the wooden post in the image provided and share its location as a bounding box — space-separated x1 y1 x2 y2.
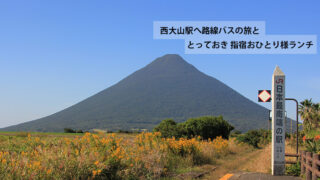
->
301 151 306 175
306 152 312 180
312 153 319 180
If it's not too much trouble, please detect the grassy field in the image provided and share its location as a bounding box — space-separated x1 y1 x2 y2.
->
0 131 257 179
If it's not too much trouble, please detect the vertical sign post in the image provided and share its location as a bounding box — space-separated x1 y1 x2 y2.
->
272 66 286 175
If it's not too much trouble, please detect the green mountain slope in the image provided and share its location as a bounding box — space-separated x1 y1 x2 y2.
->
2 54 281 132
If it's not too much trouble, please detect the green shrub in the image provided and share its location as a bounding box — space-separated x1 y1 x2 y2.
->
64 128 76 133
236 129 271 148
153 116 234 140
183 116 234 140
116 130 132 133
64 128 84 133
304 138 320 153
259 129 271 145
76 130 84 133
236 130 261 148
286 162 300 176
153 119 181 138
230 130 242 137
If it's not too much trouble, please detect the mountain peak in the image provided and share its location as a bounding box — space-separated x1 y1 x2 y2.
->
159 54 184 60
149 54 186 65
143 54 197 74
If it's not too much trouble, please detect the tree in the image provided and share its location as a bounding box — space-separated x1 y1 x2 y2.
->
311 103 320 128
153 119 179 138
299 99 320 132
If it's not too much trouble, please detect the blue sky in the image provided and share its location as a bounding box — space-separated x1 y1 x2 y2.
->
0 0 319 128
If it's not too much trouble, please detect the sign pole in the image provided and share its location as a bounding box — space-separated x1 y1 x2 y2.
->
271 66 286 175
285 98 299 156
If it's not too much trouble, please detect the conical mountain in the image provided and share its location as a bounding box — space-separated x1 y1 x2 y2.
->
2 54 271 132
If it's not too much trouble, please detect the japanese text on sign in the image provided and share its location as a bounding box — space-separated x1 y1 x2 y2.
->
153 21 317 54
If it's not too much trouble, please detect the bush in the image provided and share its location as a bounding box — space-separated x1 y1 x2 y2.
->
236 130 261 148
153 119 181 138
303 136 320 153
286 162 301 176
153 116 234 140
117 130 132 133
230 130 242 137
236 129 271 148
259 129 271 145
64 128 76 133
183 116 234 140
64 128 84 133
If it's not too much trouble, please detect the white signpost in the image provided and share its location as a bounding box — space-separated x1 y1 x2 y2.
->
271 66 286 175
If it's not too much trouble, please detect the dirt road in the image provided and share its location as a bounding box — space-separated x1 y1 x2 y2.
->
203 143 300 180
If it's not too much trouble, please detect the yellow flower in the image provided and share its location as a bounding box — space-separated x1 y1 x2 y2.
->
33 161 41 167
94 161 99 166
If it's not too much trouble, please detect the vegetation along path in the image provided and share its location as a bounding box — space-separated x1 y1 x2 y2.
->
204 142 301 180
202 143 269 180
